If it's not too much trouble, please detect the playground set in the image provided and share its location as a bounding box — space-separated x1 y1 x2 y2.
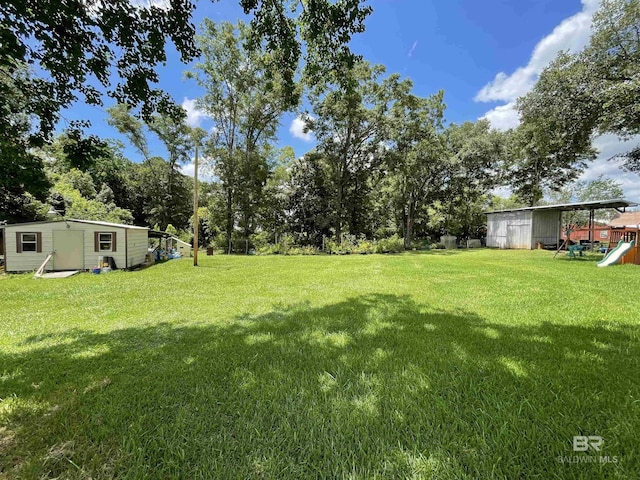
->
559 226 639 266
597 228 639 267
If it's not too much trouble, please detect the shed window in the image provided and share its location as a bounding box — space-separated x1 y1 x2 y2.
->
94 232 117 252
16 232 42 253
99 233 113 251
21 233 37 252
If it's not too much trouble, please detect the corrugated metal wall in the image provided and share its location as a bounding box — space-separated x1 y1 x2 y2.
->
486 211 533 249
531 210 561 247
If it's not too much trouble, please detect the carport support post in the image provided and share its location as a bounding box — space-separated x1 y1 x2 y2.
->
193 141 199 267
589 209 595 250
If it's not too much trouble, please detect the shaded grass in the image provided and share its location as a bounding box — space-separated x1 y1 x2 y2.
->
0 250 639 478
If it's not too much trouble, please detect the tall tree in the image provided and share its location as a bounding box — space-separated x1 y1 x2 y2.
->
443 120 507 239
0 64 50 223
384 79 447 248
518 0 640 172
259 147 296 243
190 20 290 252
132 157 193 229
545 175 625 225
307 61 390 240
287 152 333 245
107 104 194 229
505 120 596 206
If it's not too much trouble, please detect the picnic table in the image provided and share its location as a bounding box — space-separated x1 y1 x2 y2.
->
568 244 585 258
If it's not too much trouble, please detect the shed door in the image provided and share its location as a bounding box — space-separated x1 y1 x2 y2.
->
53 230 84 270
507 224 527 249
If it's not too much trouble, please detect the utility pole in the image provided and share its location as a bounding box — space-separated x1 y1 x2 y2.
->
193 140 199 267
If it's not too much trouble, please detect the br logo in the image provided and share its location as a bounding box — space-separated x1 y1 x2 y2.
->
573 436 603 452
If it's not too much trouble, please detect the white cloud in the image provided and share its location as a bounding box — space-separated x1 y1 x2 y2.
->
481 102 520 131
129 0 171 9
408 40 418 57
476 0 640 200
179 157 216 182
179 162 196 178
581 134 640 200
475 0 599 104
289 116 314 142
182 97 208 128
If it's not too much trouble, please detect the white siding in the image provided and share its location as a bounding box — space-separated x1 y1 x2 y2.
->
126 229 148 267
486 211 533 249
82 224 127 270
531 210 561 248
176 243 191 257
4 221 148 272
4 227 51 272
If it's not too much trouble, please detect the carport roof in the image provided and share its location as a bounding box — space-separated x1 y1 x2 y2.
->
149 230 171 238
485 199 638 215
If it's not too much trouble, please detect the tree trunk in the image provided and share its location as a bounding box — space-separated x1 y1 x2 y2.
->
226 187 233 254
336 181 344 241
404 201 413 250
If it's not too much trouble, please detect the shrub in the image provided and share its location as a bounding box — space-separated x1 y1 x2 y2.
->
257 244 320 255
412 238 432 250
324 238 341 255
376 234 404 253
286 246 320 256
353 239 376 254
324 234 405 255
277 233 294 255
430 243 446 250
257 244 279 255
250 231 271 250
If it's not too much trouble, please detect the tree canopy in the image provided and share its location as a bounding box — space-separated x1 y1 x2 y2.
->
1 0 371 144
517 0 640 173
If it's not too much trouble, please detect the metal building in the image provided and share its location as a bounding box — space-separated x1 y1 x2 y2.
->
485 199 638 250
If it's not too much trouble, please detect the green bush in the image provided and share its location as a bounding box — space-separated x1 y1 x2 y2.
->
324 238 341 255
286 246 320 256
353 239 376 254
430 243 446 250
376 234 404 253
412 238 432 250
257 244 320 255
277 233 294 255
257 244 279 255
324 234 404 255
250 231 271 250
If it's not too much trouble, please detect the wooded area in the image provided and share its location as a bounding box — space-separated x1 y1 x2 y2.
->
1 0 637 252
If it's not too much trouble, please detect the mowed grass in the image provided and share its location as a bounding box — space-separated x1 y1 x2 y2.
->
1 250 639 479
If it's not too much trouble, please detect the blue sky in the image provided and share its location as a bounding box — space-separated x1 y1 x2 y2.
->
62 0 639 200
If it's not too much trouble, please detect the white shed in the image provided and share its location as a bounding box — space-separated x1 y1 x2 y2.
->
168 236 192 257
0 219 149 273
485 199 638 250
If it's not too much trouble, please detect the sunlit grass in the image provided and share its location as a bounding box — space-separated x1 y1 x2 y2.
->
1 250 639 478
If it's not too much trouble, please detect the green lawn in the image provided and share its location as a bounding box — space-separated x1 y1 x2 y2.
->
1 250 638 479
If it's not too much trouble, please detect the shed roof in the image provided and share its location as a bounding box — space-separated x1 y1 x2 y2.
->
0 219 148 230
485 199 638 215
170 236 192 247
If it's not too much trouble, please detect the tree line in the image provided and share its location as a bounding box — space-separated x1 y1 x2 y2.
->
1 0 636 252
